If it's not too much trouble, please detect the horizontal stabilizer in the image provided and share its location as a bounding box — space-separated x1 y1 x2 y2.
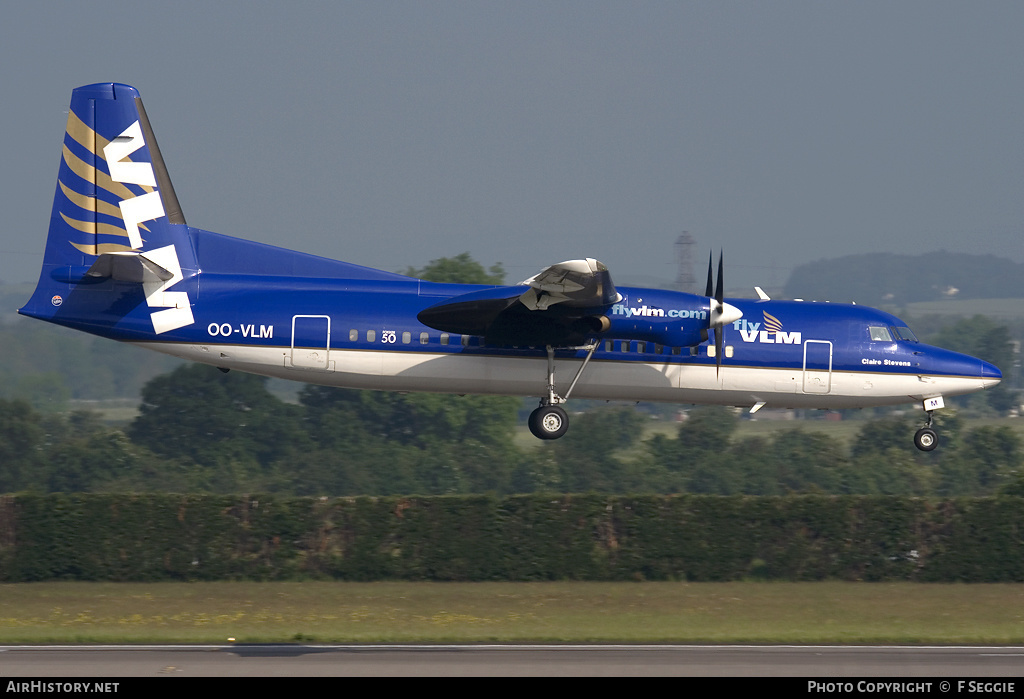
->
85 250 175 283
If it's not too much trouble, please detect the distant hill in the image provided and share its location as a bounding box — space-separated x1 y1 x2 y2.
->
783 252 1024 306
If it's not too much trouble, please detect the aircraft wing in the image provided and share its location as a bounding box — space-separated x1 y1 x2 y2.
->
518 258 622 310
417 258 620 347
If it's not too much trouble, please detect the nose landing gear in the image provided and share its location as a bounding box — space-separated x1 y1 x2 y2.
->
914 397 943 451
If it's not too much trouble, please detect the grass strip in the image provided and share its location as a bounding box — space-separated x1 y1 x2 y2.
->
1 581 1022 644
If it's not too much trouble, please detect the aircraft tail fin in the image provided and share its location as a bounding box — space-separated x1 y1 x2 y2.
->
20 83 198 334
21 83 413 338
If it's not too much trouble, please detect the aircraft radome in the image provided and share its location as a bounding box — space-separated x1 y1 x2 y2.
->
20 84 1002 449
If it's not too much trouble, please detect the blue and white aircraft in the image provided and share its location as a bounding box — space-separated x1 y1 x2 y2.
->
20 84 1003 449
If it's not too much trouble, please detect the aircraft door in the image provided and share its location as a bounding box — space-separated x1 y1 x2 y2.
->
802 340 832 394
290 315 332 371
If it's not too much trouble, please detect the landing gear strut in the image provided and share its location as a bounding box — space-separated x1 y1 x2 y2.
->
528 343 598 440
914 401 940 452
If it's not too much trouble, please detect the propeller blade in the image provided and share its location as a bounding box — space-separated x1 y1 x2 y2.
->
716 251 724 306
705 252 714 298
705 250 740 376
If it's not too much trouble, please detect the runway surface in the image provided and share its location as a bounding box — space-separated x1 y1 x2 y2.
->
2 644 1023 677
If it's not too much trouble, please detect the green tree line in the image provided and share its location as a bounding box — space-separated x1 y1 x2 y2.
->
2 379 1022 497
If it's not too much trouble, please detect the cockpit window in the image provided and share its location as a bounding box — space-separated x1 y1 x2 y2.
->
868 326 893 342
891 325 918 342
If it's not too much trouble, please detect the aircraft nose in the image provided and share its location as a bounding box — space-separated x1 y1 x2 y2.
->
981 359 1002 388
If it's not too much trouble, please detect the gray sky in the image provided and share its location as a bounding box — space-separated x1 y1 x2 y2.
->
2 1 1022 294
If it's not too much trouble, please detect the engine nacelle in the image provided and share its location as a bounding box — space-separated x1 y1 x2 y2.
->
603 292 713 348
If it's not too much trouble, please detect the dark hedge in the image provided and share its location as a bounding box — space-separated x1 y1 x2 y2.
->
0 494 1021 582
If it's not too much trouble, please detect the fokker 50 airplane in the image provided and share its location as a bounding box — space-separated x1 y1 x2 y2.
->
20 84 1002 449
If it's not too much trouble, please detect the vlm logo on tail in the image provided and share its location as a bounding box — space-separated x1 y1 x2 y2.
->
735 311 801 344
102 120 193 334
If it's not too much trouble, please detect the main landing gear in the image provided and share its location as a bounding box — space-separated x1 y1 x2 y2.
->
528 343 598 440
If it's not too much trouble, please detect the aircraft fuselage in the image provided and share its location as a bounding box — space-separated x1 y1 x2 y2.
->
91 274 997 412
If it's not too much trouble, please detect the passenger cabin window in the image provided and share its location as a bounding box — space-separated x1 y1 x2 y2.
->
868 326 892 342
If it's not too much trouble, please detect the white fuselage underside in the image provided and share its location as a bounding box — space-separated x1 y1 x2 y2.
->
136 342 994 410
